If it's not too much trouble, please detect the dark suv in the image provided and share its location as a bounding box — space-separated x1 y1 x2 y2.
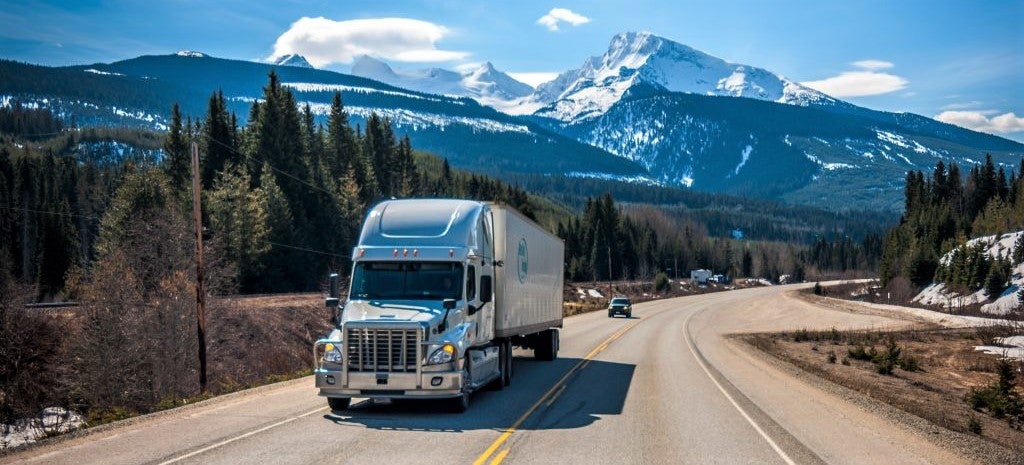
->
608 297 632 318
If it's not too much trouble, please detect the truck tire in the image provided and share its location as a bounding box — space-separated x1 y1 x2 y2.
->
534 329 558 361
327 397 351 411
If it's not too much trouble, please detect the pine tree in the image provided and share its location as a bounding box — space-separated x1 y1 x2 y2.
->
201 91 235 187
256 163 298 291
207 163 270 292
163 103 190 189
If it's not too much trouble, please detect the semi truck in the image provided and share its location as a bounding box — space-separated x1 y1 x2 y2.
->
314 199 564 412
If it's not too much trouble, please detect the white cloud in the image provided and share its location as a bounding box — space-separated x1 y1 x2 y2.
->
934 111 1024 135
939 101 984 111
508 72 559 88
537 8 590 31
802 70 908 97
851 59 894 70
269 17 468 67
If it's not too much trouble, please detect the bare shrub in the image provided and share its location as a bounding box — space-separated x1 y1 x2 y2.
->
0 281 71 448
72 213 201 415
884 276 918 304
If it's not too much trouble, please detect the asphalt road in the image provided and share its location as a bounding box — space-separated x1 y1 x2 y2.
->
3 285 978 465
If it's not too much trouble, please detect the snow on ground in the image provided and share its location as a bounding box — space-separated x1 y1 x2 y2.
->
975 335 1024 361
84 68 124 76
913 231 1024 316
587 289 604 299
1 407 84 449
732 145 752 175
564 172 663 186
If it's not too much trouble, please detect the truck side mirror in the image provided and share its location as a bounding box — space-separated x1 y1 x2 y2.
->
326 273 340 308
479 276 492 304
443 298 457 310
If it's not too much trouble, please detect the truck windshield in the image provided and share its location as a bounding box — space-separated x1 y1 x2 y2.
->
349 262 464 301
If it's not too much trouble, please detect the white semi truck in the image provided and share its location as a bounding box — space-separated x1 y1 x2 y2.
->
314 199 564 412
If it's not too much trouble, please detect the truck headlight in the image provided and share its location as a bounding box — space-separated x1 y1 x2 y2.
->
427 343 456 365
323 342 343 363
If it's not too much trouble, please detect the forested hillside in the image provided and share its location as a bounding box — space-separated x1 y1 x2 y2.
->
881 155 1024 297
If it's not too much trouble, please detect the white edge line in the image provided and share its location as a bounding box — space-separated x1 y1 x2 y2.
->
683 314 798 465
156 406 327 465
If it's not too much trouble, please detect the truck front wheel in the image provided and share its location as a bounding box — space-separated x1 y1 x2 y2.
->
533 329 558 361
327 397 351 411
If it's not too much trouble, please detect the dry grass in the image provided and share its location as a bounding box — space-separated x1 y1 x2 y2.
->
743 327 1024 454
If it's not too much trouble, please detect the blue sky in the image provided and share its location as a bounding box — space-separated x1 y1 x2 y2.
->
2 0 1022 140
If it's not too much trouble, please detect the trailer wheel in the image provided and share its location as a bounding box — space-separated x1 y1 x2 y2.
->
327 397 351 411
534 329 558 361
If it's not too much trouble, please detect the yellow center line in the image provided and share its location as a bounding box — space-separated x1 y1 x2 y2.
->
489 448 511 465
545 385 568 407
470 319 642 465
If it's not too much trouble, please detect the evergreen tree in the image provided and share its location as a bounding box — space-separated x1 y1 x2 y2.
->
207 163 270 292
201 91 235 187
163 103 190 189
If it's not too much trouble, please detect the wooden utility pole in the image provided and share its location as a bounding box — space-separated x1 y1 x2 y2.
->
191 142 208 393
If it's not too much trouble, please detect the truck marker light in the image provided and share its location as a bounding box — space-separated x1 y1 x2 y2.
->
449 249 454 257
413 249 419 257
359 249 365 257
393 249 399 257
403 249 409 257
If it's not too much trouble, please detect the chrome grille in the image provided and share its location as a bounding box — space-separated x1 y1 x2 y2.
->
346 327 419 372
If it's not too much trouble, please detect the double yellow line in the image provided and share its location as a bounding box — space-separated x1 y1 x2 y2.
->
471 321 641 465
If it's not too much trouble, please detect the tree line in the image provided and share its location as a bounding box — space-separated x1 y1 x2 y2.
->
557 193 880 284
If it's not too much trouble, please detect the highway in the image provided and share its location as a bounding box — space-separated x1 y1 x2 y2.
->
3 285 978 465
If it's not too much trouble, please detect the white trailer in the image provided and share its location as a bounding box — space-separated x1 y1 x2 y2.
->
314 199 564 412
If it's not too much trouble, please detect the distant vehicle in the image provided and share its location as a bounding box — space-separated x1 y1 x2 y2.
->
608 296 632 318
691 269 713 284
315 199 564 412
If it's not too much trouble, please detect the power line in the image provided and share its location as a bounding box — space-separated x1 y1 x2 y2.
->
0 204 102 220
200 134 337 198
268 241 349 259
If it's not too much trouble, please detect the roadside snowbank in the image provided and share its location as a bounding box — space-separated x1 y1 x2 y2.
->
1 407 84 449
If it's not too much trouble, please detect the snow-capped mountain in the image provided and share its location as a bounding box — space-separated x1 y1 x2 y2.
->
530 32 836 121
515 31 1022 210
2 42 1022 212
272 54 314 69
350 56 533 103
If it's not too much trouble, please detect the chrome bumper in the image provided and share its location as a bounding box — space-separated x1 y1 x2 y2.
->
315 368 464 398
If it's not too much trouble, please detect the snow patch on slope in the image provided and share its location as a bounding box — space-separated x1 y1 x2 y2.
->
914 231 1024 316
733 145 752 175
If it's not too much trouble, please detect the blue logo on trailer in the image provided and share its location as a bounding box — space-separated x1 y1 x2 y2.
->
517 238 528 283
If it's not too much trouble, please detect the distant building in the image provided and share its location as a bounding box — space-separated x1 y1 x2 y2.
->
691 269 713 284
